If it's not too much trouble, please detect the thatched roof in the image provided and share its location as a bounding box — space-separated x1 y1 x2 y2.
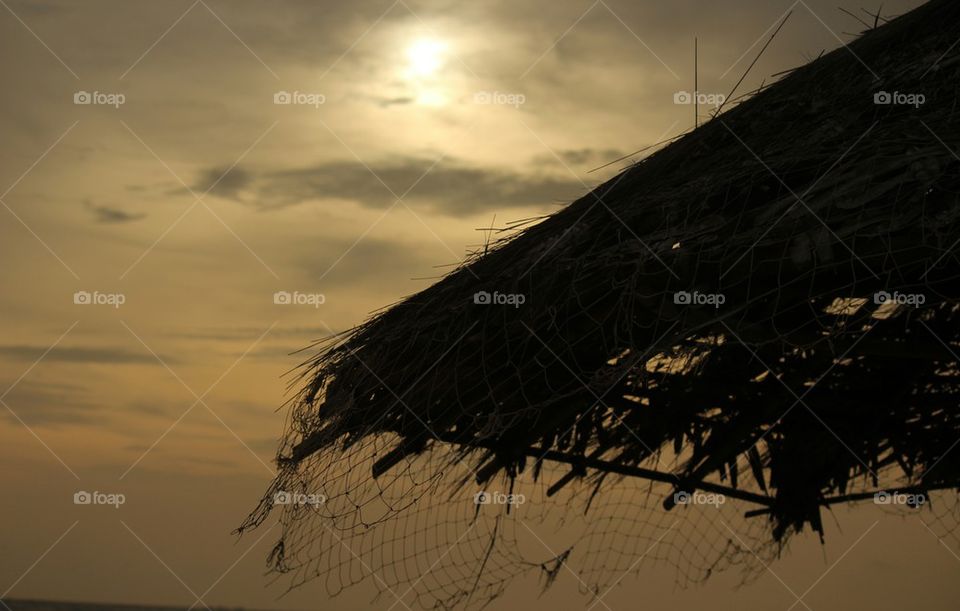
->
242 0 960 603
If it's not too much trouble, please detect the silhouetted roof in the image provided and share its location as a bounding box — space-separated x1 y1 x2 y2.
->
242 0 960 604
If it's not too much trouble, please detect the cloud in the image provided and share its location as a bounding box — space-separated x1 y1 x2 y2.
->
558 148 626 166
530 148 628 170
192 166 254 199
290 235 454 285
84 200 147 224
196 157 589 217
167 326 334 342
0 345 178 365
0 380 97 426
373 96 415 107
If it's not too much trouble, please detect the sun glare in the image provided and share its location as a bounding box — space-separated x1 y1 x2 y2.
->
405 38 446 77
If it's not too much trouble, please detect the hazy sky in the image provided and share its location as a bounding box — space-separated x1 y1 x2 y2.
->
4 0 957 609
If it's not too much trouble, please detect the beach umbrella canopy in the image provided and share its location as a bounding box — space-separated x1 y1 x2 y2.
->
240 1 960 606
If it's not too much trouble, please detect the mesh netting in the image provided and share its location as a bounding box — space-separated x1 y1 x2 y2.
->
255 437 783 609
239 1 960 608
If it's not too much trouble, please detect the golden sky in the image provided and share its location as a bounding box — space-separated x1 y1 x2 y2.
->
3 0 956 609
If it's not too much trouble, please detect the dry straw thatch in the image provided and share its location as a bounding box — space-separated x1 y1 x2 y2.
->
241 0 960 605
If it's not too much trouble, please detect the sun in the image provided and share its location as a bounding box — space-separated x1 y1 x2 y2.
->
405 38 446 77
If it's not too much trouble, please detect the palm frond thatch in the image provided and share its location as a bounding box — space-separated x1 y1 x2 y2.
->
241 0 960 605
